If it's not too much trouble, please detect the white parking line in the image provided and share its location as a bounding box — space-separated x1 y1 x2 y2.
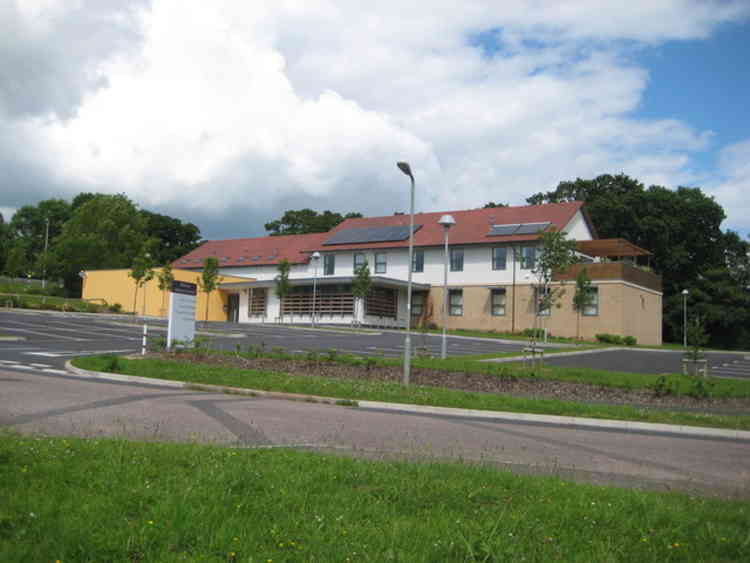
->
1 326 90 341
28 363 52 368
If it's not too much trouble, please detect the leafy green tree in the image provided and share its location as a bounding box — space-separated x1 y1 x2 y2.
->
265 209 362 236
156 263 175 315
5 242 30 278
198 257 221 321
0 213 11 274
140 210 202 264
9 198 71 270
351 262 372 326
529 229 578 346
483 202 508 208
572 267 594 340
274 259 291 323
129 244 156 316
52 194 146 295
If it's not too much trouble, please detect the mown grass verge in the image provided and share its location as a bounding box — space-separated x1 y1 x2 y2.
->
72 356 750 430
2 433 748 562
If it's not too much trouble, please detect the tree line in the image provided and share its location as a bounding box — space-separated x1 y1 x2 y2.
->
0 193 202 296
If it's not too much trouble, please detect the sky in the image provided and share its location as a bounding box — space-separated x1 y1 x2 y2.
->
1 0 749 241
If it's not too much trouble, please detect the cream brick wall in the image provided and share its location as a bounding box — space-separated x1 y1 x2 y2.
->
420 281 662 345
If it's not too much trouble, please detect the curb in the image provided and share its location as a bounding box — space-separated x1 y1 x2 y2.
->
64 361 750 441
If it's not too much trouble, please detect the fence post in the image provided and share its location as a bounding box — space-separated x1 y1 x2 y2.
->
142 323 148 356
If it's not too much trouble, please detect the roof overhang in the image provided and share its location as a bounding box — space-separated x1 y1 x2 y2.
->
576 238 651 257
219 276 431 292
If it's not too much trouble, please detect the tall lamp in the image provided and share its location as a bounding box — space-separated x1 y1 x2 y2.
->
682 289 689 348
312 251 321 327
438 214 456 359
396 161 415 385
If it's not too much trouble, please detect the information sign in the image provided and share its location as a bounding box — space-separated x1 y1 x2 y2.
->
167 280 197 348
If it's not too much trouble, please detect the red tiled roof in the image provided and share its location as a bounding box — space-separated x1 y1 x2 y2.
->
305 201 588 252
174 202 590 268
173 232 330 268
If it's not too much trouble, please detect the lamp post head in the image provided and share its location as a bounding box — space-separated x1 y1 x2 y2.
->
396 161 413 179
438 214 456 229
682 289 689 296
312 251 320 260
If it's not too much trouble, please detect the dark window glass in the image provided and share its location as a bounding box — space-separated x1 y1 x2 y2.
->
323 254 335 276
449 289 463 316
412 250 424 273
583 287 599 316
491 288 506 316
492 247 507 270
450 249 464 272
353 253 366 271
375 253 387 274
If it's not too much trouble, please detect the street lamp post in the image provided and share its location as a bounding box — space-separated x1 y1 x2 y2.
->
311 251 320 327
682 289 689 348
397 161 415 385
438 214 456 359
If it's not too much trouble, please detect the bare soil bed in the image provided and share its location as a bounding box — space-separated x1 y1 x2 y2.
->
162 352 750 413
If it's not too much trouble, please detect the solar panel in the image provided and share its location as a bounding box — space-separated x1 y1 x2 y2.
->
488 223 521 236
323 225 422 246
515 222 551 235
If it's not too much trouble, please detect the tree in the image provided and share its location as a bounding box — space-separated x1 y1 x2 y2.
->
274 259 291 323
529 229 578 346
140 210 202 264
9 198 71 271
5 242 30 278
572 267 594 340
265 209 362 236
156 263 175 315
0 213 11 274
51 194 146 295
483 202 508 208
351 262 372 326
198 257 221 321
129 244 156 316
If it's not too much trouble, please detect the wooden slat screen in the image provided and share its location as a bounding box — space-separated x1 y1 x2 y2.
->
365 287 397 318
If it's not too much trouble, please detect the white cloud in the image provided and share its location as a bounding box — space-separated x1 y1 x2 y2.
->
1 0 748 237
708 139 750 234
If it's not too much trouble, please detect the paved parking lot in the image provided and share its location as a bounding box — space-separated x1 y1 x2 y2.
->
0 310 528 372
545 348 750 379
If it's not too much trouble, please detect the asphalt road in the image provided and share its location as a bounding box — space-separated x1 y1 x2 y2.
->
0 310 528 370
2 369 749 498
545 349 750 379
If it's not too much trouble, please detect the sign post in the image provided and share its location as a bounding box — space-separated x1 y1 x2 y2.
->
167 280 197 348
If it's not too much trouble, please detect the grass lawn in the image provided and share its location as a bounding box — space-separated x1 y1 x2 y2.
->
1 433 748 562
72 355 750 431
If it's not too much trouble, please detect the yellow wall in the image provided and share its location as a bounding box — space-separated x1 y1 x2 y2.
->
81 268 249 321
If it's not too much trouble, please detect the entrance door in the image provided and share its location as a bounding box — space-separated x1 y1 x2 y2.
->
227 293 240 322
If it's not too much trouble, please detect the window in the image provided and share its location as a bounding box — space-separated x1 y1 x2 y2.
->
353 253 366 271
411 292 425 317
492 247 507 270
521 246 537 270
450 248 464 272
449 289 463 316
375 253 387 274
491 288 506 316
583 287 599 316
535 286 550 316
323 254 335 276
412 249 424 273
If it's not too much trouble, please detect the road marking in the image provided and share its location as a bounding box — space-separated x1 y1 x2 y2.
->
1 326 90 341
24 352 66 357
42 368 68 375
28 363 52 368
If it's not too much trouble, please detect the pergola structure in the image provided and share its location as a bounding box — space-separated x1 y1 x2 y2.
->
576 238 652 268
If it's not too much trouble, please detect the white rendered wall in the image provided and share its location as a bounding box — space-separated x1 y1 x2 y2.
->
563 210 593 241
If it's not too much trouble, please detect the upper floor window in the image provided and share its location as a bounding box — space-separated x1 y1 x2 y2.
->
323 254 335 276
412 249 424 273
491 288 506 316
582 287 599 316
353 253 366 271
375 253 387 274
492 247 507 270
450 248 464 272
521 246 537 270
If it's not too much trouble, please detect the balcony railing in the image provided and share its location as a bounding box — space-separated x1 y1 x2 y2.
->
553 262 662 292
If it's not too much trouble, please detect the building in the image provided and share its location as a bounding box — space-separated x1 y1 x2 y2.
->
174 202 663 344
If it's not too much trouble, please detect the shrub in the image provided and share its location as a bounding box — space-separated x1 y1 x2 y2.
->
595 333 624 345
522 328 546 339
102 355 122 372
687 378 714 399
623 335 637 346
651 375 678 397
108 302 123 313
